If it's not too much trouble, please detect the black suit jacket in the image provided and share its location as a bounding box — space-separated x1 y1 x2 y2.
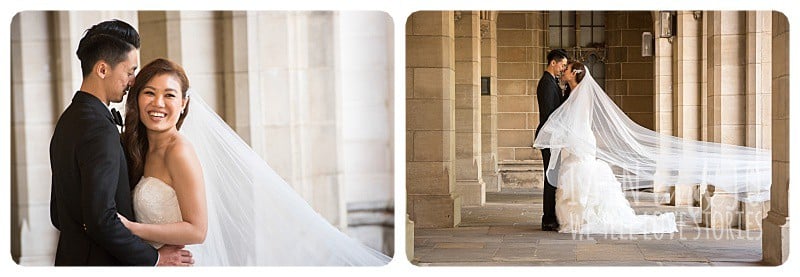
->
535 72 565 138
49 91 158 266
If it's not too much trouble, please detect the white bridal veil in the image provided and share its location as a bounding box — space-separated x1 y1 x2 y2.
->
178 92 391 266
533 67 771 202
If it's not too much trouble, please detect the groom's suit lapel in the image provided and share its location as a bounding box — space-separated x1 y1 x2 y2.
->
551 75 564 105
544 73 561 104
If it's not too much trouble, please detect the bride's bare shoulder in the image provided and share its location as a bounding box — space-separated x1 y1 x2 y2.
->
164 134 201 170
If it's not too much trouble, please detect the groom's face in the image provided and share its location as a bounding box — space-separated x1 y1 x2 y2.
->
554 58 567 77
105 50 139 104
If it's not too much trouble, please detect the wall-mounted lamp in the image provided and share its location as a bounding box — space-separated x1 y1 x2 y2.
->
642 32 654 57
660 11 676 38
692 11 702 20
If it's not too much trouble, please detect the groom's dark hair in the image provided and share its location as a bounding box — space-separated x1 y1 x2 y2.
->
546 48 569 64
76 19 141 78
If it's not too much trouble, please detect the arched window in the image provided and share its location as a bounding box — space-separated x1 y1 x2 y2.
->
549 11 576 48
548 11 607 90
548 11 605 48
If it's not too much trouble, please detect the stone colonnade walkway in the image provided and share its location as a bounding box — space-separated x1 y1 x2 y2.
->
412 188 763 266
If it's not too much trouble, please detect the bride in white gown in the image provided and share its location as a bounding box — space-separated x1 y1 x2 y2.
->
534 61 770 234
548 61 675 234
118 58 390 266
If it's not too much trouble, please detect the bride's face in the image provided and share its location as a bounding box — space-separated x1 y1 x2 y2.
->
138 73 186 133
563 64 575 82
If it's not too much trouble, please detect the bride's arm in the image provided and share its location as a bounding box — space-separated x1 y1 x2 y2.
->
121 138 208 245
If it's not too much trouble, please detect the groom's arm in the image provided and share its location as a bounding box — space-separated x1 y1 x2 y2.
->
50 173 60 230
76 124 158 266
537 78 561 124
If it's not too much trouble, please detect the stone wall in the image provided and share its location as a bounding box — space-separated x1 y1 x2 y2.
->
606 11 655 130
496 12 547 163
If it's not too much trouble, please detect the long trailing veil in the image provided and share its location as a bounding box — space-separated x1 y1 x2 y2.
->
178 91 391 266
533 66 770 202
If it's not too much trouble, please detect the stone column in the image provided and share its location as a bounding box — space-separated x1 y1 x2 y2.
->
762 11 789 265
670 11 704 207
740 11 772 230
654 11 674 137
699 11 710 208
744 14 772 149
292 12 346 228
51 12 82 111
691 11 711 208
454 11 485 206
252 12 299 190
337 11 394 253
407 11 461 228
138 11 184 65
701 12 709 143
481 11 500 192
217 12 269 257
652 11 675 201
674 12 703 144
11 11 60 266
702 11 747 229
406 215 415 262
138 11 226 113
221 12 346 229
221 11 264 151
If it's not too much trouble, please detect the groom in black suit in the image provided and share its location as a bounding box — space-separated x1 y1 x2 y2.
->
49 20 191 266
535 49 569 231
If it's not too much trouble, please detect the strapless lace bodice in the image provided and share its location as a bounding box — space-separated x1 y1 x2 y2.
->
132 176 182 249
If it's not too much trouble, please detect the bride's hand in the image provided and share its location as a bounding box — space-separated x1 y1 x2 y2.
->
117 213 138 231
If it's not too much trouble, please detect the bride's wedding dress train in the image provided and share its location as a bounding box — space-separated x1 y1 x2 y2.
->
555 141 676 234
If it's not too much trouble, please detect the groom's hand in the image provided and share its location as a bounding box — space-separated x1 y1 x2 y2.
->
156 245 194 266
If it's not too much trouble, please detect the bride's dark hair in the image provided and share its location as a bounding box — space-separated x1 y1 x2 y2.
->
121 58 190 187
570 61 587 84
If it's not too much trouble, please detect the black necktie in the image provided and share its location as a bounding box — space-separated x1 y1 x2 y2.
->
111 108 124 126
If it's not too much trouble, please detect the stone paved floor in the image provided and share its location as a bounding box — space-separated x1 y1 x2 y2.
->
413 188 764 266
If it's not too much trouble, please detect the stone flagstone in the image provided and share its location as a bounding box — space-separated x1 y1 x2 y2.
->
412 188 762 266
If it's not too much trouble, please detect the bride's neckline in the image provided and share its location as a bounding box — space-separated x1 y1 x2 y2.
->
141 176 172 187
